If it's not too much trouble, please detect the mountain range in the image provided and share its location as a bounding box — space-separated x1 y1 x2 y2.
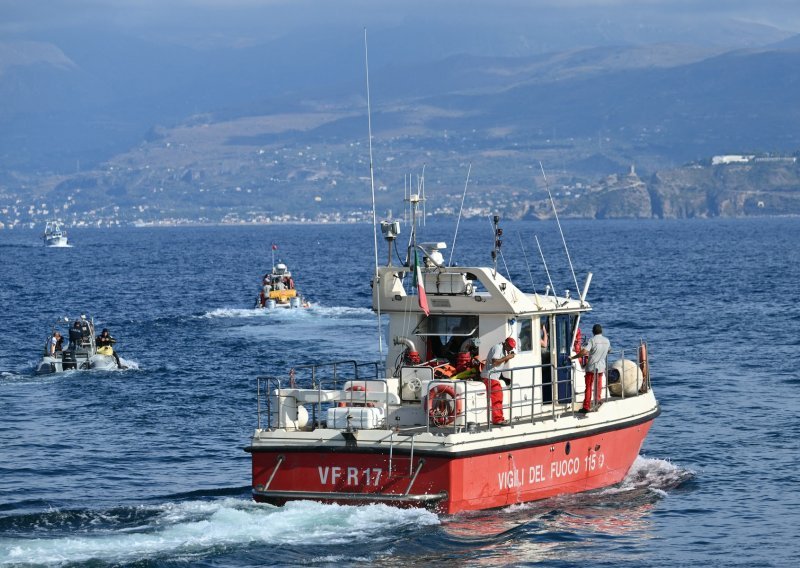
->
2 10 800 226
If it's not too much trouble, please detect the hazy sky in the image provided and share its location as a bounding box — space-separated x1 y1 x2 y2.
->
3 0 800 42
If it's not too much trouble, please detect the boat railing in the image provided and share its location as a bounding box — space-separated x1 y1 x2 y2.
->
256 342 650 432
256 359 385 430
423 362 570 434
289 359 383 389
424 341 651 433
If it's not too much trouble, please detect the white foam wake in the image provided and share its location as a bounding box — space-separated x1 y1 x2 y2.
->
0 498 439 566
612 455 694 495
202 305 374 319
117 357 140 371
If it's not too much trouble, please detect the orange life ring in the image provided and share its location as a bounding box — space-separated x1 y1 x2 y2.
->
338 384 373 408
428 384 463 426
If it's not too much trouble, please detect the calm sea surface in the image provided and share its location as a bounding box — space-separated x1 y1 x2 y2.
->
1 218 798 567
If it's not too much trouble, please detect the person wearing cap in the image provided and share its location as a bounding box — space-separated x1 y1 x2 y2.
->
571 323 610 413
96 328 123 368
48 332 63 356
480 336 517 425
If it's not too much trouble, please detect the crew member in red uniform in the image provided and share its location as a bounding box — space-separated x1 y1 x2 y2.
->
480 337 516 425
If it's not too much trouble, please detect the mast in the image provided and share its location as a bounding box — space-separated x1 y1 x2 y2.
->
448 163 471 267
491 215 502 277
407 192 422 265
364 28 383 355
539 162 581 303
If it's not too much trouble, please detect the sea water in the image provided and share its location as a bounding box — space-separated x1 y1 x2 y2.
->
1 218 798 567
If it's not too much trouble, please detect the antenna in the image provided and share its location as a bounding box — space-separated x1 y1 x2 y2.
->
517 232 542 309
540 161 581 303
490 215 505 277
448 163 471 266
420 164 427 227
408 187 424 257
364 28 383 355
486 215 512 279
404 174 409 226
534 235 556 299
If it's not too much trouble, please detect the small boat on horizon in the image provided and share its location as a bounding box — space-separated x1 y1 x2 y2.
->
35 316 126 374
245 203 659 514
42 220 69 247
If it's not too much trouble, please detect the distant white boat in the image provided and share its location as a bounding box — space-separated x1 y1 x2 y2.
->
42 220 69 247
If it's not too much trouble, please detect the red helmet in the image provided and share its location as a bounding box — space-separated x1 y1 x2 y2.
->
504 337 516 350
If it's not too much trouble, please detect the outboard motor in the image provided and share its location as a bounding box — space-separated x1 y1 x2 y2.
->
290 297 301 308
266 299 277 309
62 350 77 370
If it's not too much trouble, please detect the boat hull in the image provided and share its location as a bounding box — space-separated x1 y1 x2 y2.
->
35 353 117 374
250 417 655 514
44 236 68 247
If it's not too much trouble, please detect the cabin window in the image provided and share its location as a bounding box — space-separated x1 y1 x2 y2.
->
414 315 479 363
518 318 533 352
412 315 478 337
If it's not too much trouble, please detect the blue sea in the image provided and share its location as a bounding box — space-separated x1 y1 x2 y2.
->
1 217 798 567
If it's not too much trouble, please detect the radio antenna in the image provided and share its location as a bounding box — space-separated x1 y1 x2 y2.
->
540 161 581 303
535 234 557 299
487 215 511 279
364 29 383 354
517 232 542 309
420 164 427 227
448 163 471 266
404 174 409 226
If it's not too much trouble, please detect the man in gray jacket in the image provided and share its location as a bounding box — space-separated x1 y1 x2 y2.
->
572 324 610 413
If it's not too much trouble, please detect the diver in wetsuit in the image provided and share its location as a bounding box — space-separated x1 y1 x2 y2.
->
96 328 124 368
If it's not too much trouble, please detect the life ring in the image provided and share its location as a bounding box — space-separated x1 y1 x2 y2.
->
338 385 374 408
428 384 463 426
638 343 649 392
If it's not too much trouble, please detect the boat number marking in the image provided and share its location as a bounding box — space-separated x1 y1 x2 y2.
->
497 452 606 490
318 466 382 486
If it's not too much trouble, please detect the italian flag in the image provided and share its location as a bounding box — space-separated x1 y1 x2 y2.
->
414 249 430 316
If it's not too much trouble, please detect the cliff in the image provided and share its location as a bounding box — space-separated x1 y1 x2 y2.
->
522 160 800 220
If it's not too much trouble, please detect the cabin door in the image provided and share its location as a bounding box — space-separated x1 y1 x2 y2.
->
541 316 553 404
554 314 574 403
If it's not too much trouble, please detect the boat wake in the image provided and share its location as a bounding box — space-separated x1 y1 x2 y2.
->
0 498 439 566
0 370 24 381
437 457 694 549
16 358 142 376
202 305 374 320
497 455 693 517
611 455 694 496
118 357 140 371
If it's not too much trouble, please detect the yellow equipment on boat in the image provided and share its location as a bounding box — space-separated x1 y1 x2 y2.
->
269 289 297 302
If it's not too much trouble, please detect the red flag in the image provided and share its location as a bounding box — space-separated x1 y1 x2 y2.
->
272 244 278 251
415 251 430 316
